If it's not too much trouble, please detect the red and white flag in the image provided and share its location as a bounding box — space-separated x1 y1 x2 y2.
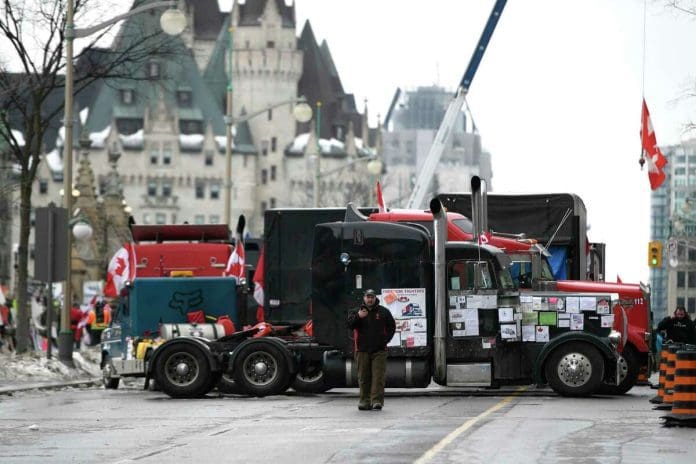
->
641 99 668 190
376 181 386 213
253 247 265 322
104 243 136 297
225 240 245 282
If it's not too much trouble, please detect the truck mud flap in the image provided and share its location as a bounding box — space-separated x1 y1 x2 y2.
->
323 351 430 388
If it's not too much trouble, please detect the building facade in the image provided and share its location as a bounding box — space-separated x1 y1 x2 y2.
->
381 86 492 206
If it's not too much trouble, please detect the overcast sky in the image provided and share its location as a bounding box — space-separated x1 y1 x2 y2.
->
244 0 695 285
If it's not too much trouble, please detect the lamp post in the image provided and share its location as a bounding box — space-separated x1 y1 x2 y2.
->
223 96 312 225
313 101 322 207
59 0 186 365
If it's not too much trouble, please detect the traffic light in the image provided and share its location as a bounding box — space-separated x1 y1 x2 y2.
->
648 240 663 268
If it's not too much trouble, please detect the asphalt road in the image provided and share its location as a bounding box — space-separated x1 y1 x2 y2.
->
0 383 694 463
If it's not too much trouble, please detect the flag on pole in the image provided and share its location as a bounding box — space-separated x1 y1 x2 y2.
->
376 181 386 213
640 98 668 190
104 243 136 297
225 240 245 282
253 247 265 322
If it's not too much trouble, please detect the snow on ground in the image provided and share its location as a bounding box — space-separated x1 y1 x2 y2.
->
0 347 101 384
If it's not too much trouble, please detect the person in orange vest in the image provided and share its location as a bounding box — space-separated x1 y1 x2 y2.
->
86 298 112 345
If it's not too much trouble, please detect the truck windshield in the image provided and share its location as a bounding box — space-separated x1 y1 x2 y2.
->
508 254 555 289
452 218 473 234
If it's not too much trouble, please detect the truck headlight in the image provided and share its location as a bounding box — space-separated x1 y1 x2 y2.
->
608 330 622 347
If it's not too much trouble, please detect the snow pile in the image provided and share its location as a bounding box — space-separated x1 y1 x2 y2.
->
0 348 101 384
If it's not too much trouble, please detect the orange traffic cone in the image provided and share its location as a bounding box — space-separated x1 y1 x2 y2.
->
663 347 696 427
649 348 669 404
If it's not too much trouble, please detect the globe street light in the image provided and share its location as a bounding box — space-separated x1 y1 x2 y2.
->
60 0 185 365
223 96 312 226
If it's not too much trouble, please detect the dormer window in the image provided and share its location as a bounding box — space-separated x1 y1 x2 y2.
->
177 89 192 107
148 61 160 79
179 119 203 135
120 89 134 105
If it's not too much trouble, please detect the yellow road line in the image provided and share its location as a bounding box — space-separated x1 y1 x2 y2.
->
414 387 527 464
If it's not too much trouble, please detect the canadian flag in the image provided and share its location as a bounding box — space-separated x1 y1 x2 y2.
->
376 181 386 213
253 247 265 322
640 99 668 190
104 243 136 297
478 232 491 245
225 240 245 282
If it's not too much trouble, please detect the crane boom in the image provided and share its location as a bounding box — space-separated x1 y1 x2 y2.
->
405 0 507 209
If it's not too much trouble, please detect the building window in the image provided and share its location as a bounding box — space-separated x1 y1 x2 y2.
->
148 61 160 78
210 183 220 199
271 165 276 181
155 213 166 224
177 90 192 107
205 151 214 166
270 197 276 208
268 109 273 121
210 214 220 224
261 169 268 184
147 181 157 196
162 181 172 197
179 119 203 135
195 180 205 199
120 89 134 105
194 214 205 225
267 40 275 48
39 179 48 194
678 271 686 288
271 136 277 152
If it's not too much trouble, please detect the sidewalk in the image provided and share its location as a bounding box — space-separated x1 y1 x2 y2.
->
0 346 102 395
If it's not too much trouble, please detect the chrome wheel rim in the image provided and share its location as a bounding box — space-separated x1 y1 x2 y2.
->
557 352 592 387
242 351 278 386
164 352 198 387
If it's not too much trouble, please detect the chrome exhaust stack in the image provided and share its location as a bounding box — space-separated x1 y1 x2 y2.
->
430 198 447 384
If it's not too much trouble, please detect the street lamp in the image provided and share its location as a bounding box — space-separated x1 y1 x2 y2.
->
59 0 185 365
223 96 312 225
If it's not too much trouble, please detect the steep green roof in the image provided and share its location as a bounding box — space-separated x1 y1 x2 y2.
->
85 5 225 138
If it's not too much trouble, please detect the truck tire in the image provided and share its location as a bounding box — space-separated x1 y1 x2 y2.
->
291 365 330 394
599 345 640 395
232 341 290 397
155 343 214 398
545 342 604 397
217 372 248 395
102 357 120 390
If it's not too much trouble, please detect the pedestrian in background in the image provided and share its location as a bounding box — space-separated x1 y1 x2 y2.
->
656 306 696 352
346 289 396 411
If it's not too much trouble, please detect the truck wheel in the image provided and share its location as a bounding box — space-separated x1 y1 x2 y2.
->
291 365 330 394
598 345 640 395
155 344 214 398
217 372 248 395
232 341 290 397
545 342 604 397
102 357 120 389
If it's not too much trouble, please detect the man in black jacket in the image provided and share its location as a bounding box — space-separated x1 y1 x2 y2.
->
657 306 696 345
346 289 396 411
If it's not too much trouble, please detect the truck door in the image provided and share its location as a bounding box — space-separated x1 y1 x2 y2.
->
443 248 524 386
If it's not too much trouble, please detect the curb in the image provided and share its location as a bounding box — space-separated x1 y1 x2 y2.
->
0 378 101 395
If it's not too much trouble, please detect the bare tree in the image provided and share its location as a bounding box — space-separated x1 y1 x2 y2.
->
0 0 182 353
